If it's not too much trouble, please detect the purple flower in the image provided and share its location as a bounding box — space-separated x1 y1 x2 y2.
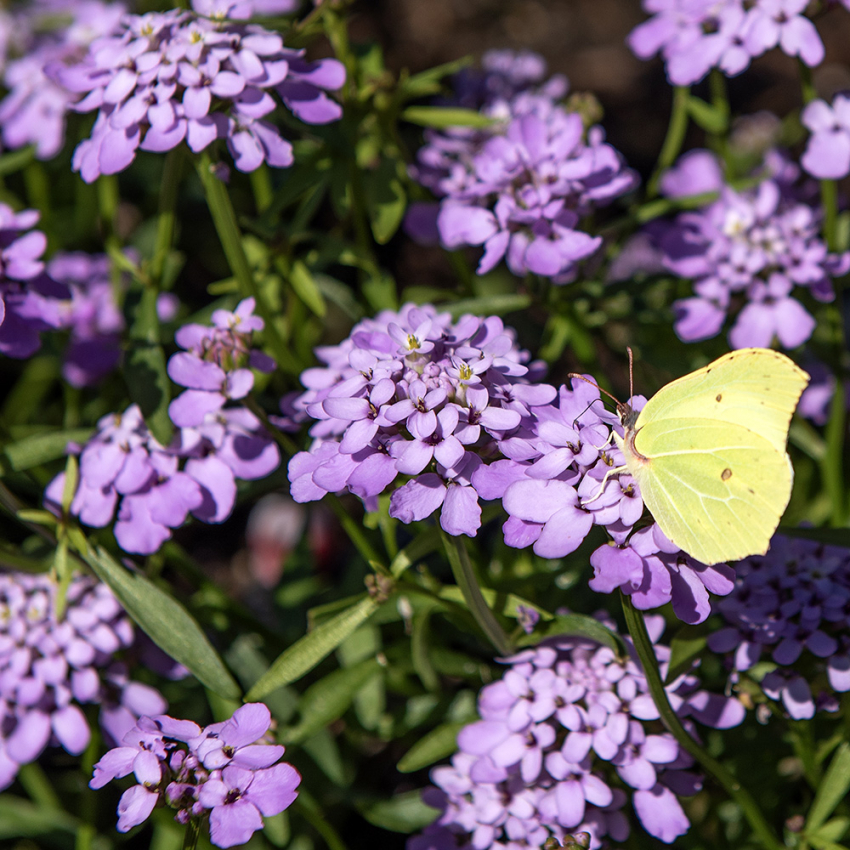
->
708 535 850 718
287 303 556 530
57 1 344 181
645 150 849 350
408 52 636 282
801 95 850 180
0 205 70 359
410 618 743 848
0 571 167 790
92 703 299 847
627 0 824 87
0 1 125 160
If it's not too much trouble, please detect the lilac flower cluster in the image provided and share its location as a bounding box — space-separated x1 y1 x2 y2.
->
57 0 345 181
408 51 637 282
800 94 850 180
411 617 744 849
628 0 825 87
91 702 300 847
646 150 849 349
0 0 126 161
49 251 125 387
708 535 850 720
289 304 736 622
288 303 555 536
45 298 280 554
0 570 167 790
0 204 69 359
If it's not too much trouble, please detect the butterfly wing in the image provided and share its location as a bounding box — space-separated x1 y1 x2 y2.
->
628 417 793 565
635 348 809 453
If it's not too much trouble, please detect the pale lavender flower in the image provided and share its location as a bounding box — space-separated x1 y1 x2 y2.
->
708 535 850 719
287 303 554 536
647 150 849 350
57 0 344 181
0 0 126 160
0 204 69 359
410 617 744 848
628 0 824 86
92 703 300 847
0 571 167 790
801 95 850 180
408 51 636 283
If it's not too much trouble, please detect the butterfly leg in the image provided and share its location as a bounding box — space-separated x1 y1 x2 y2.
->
581 464 627 506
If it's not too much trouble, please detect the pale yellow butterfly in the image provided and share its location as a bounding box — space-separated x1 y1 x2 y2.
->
580 348 810 566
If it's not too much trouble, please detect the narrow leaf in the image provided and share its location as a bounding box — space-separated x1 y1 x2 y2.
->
289 260 326 318
246 596 380 700
0 796 78 837
1 428 92 473
402 106 496 129
399 56 472 98
363 157 407 244
515 613 627 654
358 791 439 833
397 721 467 773
664 625 709 684
84 546 241 699
436 294 532 319
687 95 728 133
806 744 850 834
809 818 850 844
391 529 441 577
281 657 382 744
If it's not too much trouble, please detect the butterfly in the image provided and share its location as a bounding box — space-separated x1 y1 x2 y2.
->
586 348 810 566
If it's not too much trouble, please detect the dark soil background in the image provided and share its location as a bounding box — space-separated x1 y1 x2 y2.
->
349 0 850 176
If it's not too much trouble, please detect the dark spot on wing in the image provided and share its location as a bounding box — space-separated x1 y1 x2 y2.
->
716 393 722 402
748 488 754 494
721 468 732 481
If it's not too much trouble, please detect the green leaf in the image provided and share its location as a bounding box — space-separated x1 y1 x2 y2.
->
84 546 241 699
436 293 532 319
126 286 172 445
362 272 399 315
778 527 850 549
363 156 407 244
399 56 472 99
0 428 92 473
809 818 850 845
397 721 467 773
806 744 850 834
515 613 626 655
391 528 442 577
664 624 709 684
0 146 36 178
687 95 728 133
281 657 382 744
246 595 380 700
0 796 78 838
401 106 496 129
289 260 326 317
358 790 439 833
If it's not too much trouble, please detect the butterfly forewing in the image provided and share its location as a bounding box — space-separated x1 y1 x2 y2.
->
635 348 809 454
630 417 793 565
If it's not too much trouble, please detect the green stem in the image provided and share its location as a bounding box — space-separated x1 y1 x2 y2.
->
182 819 201 850
708 69 730 165
442 532 513 656
17 762 61 810
820 178 839 251
647 86 690 198
194 151 290 366
621 594 784 850
294 791 349 850
824 377 845 526
326 494 388 575
250 164 273 213
150 148 183 285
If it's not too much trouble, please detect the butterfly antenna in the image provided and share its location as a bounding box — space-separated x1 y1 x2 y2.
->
567 373 622 407
626 347 634 402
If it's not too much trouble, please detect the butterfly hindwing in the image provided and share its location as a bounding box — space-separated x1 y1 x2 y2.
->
630 417 793 565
